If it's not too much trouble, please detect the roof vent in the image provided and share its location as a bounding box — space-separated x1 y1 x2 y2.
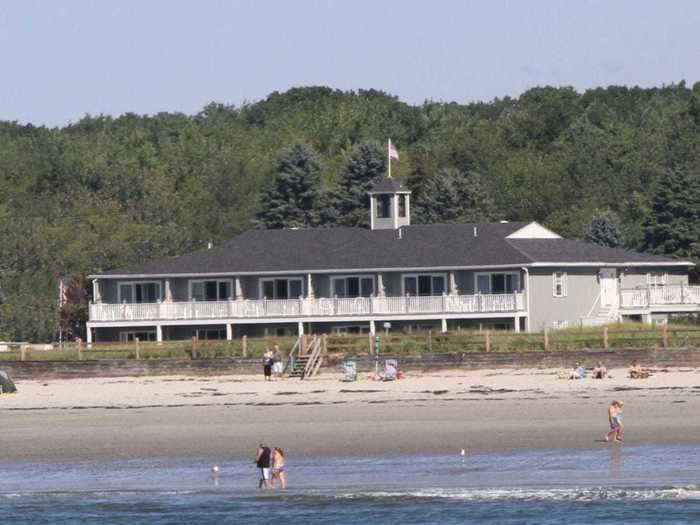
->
473 226 478 238
499 220 509 224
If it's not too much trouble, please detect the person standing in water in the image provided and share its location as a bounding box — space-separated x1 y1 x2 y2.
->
605 401 624 442
271 447 287 489
254 443 272 488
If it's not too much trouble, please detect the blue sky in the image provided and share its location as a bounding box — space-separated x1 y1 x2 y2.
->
1 0 698 126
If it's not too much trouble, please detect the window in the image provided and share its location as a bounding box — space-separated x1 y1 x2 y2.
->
475 273 520 294
119 330 156 342
118 282 161 303
193 328 226 340
398 194 407 217
553 272 567 297
403 274 446 296
377 195 391 218
261 278 303 299
646 272 668 286
190 280 233 301
332 276 375 298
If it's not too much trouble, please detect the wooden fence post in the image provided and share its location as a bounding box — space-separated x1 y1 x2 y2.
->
427 330 433 352
368 332 373 355
78 338 83 360
20 346 26 362
191 336 197 359
485 330 491 352
661 323 668 348
603 326 609 349
241 335 247 357
322 333 328 356
543 328 549 352
135 337 141 360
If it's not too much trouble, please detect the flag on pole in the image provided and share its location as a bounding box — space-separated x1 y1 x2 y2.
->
388 139 399 161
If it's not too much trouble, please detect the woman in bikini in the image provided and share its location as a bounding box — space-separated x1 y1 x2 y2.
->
271 447 287 489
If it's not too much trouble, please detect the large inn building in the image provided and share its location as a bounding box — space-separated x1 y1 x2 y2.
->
86 177 699 343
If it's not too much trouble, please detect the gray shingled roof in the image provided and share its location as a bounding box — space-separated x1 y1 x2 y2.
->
93 222 687 277
368 177 410 194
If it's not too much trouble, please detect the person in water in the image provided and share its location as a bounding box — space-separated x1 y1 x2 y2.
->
605 401 624 442
271 447 287 489
254 442 272 488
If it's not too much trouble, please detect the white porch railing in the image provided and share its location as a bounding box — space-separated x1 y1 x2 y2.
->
620 284 700 309
89 292 525 322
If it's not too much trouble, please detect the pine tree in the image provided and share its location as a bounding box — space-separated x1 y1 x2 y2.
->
412 168 497 224
641 168 700 261
255 144 323 229
327 142 386 227
585 210 624 248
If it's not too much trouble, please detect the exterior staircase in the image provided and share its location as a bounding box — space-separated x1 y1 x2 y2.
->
286 335 324 380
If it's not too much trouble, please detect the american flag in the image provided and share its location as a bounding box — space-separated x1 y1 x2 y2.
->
388 139 399 161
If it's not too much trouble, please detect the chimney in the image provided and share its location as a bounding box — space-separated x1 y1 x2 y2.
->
473 226 478 238
398 228 403 240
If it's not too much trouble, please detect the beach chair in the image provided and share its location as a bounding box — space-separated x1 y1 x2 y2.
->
342 361 358 382
384 359 398 381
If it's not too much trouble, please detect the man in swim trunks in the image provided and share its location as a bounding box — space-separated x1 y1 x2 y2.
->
605 401 624 442
254 442 272 488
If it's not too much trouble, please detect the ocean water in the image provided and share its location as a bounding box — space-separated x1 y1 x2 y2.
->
2 446 699 524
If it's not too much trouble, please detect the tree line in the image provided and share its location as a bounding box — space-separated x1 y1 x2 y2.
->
0 84 698 342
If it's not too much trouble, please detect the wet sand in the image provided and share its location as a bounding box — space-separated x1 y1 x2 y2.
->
3 368 700 461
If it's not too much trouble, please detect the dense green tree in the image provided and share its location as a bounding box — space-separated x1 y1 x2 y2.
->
325 142 386 227
412 168 496 224
255 143 323 229
585 210 625 248
641 168 700 261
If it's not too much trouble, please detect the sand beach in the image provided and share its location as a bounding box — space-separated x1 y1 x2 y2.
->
3 366 700 462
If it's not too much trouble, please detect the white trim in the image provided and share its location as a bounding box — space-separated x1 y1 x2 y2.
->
528 262 693 267
188 279 234 301
259 277 304 300
330 275 376 298
473 271 521 294
90 261 694 280
401 272 448 296
117 281 162 303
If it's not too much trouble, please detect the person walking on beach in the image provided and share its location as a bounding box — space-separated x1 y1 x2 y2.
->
262 348 273 381
271 447 287 489
605 401 624 442
254 443 272 488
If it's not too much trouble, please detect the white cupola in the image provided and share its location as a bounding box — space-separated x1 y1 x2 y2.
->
368 177 411 230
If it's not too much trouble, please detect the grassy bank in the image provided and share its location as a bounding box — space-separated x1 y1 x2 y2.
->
2 324 699 362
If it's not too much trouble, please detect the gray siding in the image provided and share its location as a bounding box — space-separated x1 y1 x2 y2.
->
527 268 600 331
621 268 688 288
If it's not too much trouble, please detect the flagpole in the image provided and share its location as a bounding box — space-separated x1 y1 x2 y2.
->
387 138 392 178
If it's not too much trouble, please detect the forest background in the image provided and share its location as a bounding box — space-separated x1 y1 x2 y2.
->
1 84 699 342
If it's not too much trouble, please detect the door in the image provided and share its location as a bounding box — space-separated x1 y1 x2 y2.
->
599 269 618 308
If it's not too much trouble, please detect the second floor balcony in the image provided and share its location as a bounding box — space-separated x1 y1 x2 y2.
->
89 292 526 323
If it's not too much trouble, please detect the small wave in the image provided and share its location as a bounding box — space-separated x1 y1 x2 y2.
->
335 486 700 502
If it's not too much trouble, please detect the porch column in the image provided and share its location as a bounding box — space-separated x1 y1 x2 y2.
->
449 272 458 295
298 322 304 336
234 277 243 300
369 319 376 334
92 279 102 303
226 323 233 340
307 273 314 298
156 325 163 343
86 326 93 345
441 318 447 333
514 316 521 332
164 279 173 302
377 273 385 297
